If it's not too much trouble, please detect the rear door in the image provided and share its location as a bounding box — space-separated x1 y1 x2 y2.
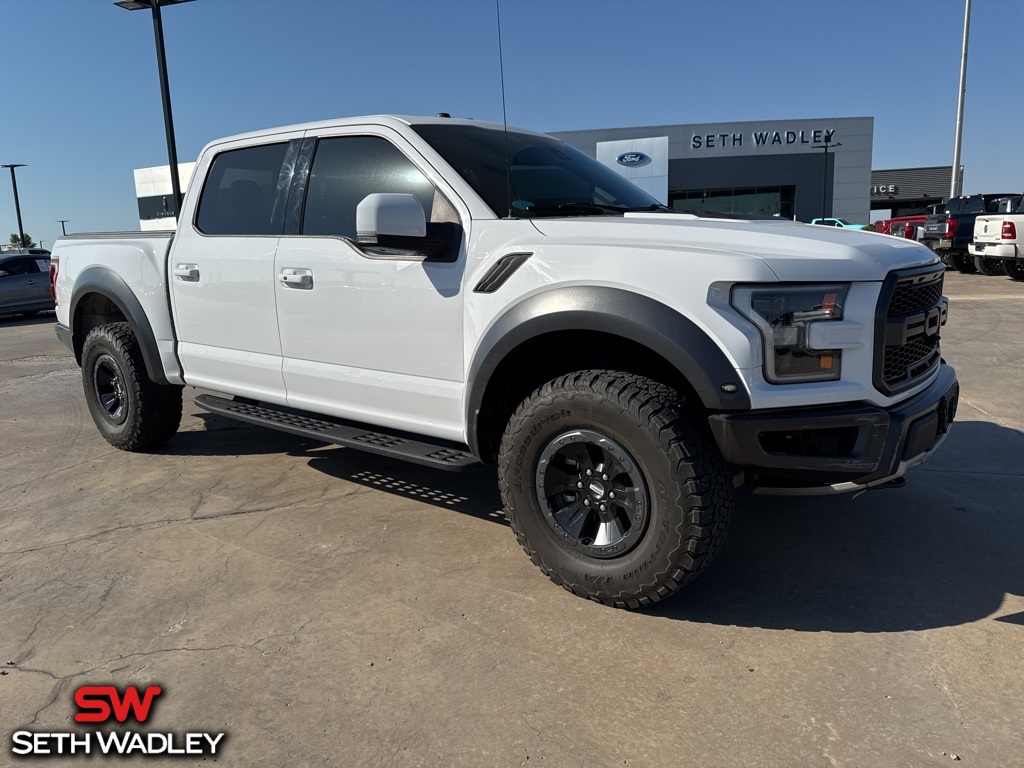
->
169 133 303 403
273 128 469 440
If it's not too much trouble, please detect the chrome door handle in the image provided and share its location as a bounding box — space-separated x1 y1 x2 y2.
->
278 268 313 289
173 264 200 282
25 280 36 285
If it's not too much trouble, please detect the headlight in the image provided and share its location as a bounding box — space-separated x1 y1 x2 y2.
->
732 284 850 383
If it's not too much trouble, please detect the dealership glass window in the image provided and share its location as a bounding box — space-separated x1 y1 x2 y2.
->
196 143 289 236
670 187 795 219
302 136 443 240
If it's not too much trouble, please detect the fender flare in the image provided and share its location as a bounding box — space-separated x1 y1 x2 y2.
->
69 266 169 385
465 286 751 456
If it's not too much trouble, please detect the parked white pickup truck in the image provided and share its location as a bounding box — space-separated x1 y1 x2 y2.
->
969 196 1024 280
52 115 959 608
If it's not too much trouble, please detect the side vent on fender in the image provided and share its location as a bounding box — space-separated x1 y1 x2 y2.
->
473 252 532 293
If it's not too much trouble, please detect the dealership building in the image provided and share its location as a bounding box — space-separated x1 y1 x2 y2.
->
552 116 873 224
133 115 957 230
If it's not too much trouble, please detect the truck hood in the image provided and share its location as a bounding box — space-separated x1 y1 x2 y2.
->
528 213 939 281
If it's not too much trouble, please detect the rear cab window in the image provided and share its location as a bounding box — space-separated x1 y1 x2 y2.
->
196 143 290 235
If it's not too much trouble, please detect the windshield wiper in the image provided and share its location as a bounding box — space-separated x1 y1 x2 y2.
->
621 203 676 213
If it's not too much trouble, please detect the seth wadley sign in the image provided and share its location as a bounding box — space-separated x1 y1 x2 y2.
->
691 128 836 150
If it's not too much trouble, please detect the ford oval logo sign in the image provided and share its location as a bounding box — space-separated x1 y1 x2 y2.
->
617 152 650 167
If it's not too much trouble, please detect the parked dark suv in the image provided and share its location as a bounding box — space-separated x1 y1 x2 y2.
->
0 253 54 318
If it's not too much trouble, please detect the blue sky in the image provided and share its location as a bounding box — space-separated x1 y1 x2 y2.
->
1 0 1021 248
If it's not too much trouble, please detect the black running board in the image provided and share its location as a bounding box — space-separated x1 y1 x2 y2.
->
194 394 483 472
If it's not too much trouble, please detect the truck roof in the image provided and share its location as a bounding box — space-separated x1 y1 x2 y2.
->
204 114 549 151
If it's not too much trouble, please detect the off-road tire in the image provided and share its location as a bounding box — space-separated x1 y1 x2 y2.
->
497 370 733 609
81 322 183 451
1003 259 1024 281
950 254 978 274
974 256 1003 276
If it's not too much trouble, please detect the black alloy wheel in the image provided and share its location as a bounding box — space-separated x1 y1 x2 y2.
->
92 353 130 425
535 429 650 559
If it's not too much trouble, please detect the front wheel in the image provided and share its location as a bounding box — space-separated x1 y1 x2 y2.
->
498 371 733 609
81 322 183 451
1003 260 1024 281
974 256 1004 276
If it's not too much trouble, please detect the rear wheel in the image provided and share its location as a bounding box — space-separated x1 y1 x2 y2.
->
974 256 1004 275
1003 260 1024 281
498 370 733 609
81 322 183 451
950 254 978 274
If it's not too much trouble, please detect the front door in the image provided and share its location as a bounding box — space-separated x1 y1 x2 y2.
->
273 130 468 441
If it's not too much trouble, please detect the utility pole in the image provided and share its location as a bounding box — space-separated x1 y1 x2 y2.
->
1 164 27 246
951 0 971 199
114 0 194 217
812 140 842 221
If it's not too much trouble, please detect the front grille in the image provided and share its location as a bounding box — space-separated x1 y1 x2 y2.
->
874 267 946 395
883 334 940 383
888 279 943 316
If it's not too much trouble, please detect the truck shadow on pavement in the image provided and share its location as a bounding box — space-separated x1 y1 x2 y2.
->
168 412 507 527
171 414 1022 633
653 419 1024 632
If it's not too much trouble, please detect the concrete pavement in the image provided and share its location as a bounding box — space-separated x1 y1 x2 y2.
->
1 270 1022 767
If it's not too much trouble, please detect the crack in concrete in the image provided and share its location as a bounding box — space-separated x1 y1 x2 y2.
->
5 622 316 739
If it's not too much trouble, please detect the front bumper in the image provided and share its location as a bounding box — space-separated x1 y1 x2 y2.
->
708 363 959 495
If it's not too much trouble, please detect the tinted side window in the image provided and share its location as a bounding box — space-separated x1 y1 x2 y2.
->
196 143 289 235
0 258 41 276
302 136 437 240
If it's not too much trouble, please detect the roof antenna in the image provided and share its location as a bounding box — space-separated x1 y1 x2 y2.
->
495 0 513 218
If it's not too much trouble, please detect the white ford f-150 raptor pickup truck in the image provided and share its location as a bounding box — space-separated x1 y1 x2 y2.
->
52 115 959 608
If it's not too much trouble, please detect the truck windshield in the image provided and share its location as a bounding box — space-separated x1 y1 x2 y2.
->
412 124 663 218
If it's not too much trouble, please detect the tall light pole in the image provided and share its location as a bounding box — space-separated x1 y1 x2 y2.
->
951 0 971 199
56 220 70 236
1 163 27 247
113 0 194 219
812 140 841 220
